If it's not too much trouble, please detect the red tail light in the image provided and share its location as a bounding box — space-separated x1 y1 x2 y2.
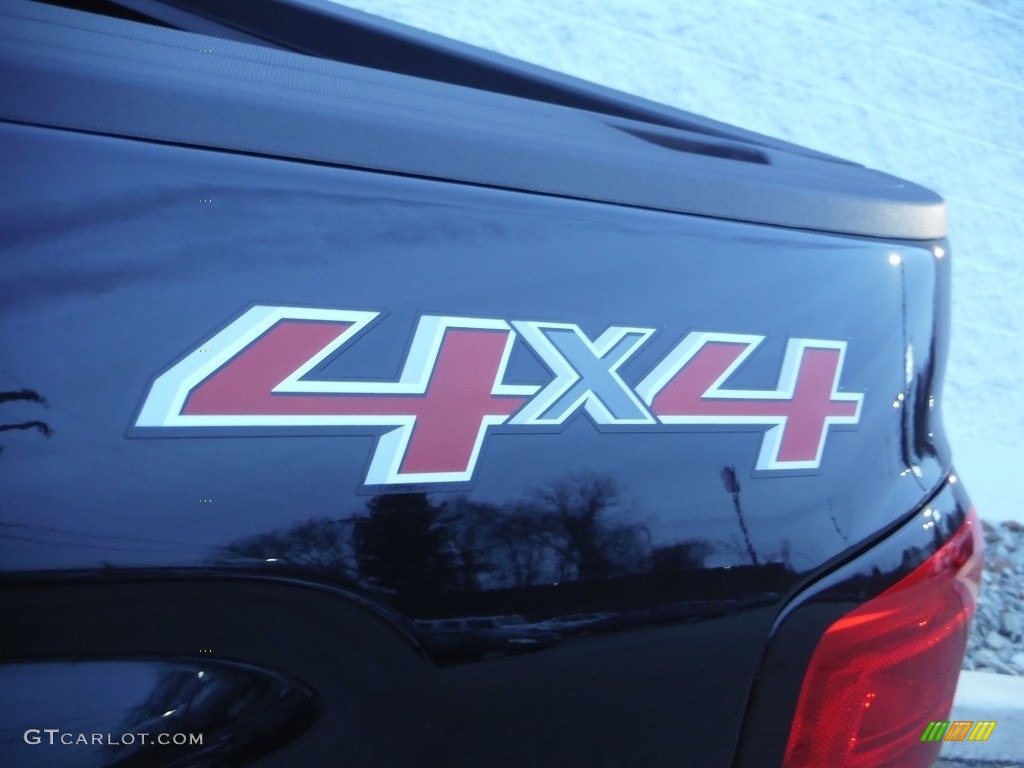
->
783 507 983 768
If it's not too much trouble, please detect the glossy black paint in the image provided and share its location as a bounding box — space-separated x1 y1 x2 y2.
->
733 476 972 768
0 3 965 765
0 658 317 767
0 118 956 766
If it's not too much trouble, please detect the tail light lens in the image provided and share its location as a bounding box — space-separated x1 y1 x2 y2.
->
783 508 983 768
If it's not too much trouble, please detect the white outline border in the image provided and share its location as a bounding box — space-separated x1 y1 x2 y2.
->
636 332 863 470
135 307 537 486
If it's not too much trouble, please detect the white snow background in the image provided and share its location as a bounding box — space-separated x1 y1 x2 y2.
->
332 0 1024 525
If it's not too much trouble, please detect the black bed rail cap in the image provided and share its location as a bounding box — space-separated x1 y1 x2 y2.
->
0 0 946 240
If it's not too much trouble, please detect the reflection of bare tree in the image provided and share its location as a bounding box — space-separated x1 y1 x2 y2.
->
223 517 358 580
219 471 744 613
0 389 52 454
828 499 848 542
351 493 459 604
716 534 792 569
215 473 795 664
529 473 649 583
652 540 713 572
485 503 547 588
442 497 503 591
721 466 758 566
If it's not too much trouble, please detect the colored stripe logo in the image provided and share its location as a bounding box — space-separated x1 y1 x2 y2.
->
921 720 997 742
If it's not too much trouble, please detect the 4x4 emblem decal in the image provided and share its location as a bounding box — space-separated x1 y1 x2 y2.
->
134 306 863 486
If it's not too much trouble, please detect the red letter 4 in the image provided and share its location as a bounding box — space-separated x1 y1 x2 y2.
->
637 333 862 470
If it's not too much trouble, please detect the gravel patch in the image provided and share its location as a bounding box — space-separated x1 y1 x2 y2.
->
963 520 1024 676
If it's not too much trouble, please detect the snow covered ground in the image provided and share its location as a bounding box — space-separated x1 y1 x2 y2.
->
330 0 1024 524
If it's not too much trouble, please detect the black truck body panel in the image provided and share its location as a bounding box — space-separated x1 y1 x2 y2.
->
1 0 946 240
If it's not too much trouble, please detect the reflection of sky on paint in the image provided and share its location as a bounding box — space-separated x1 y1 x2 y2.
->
0 662 159 768
2 105 936 573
